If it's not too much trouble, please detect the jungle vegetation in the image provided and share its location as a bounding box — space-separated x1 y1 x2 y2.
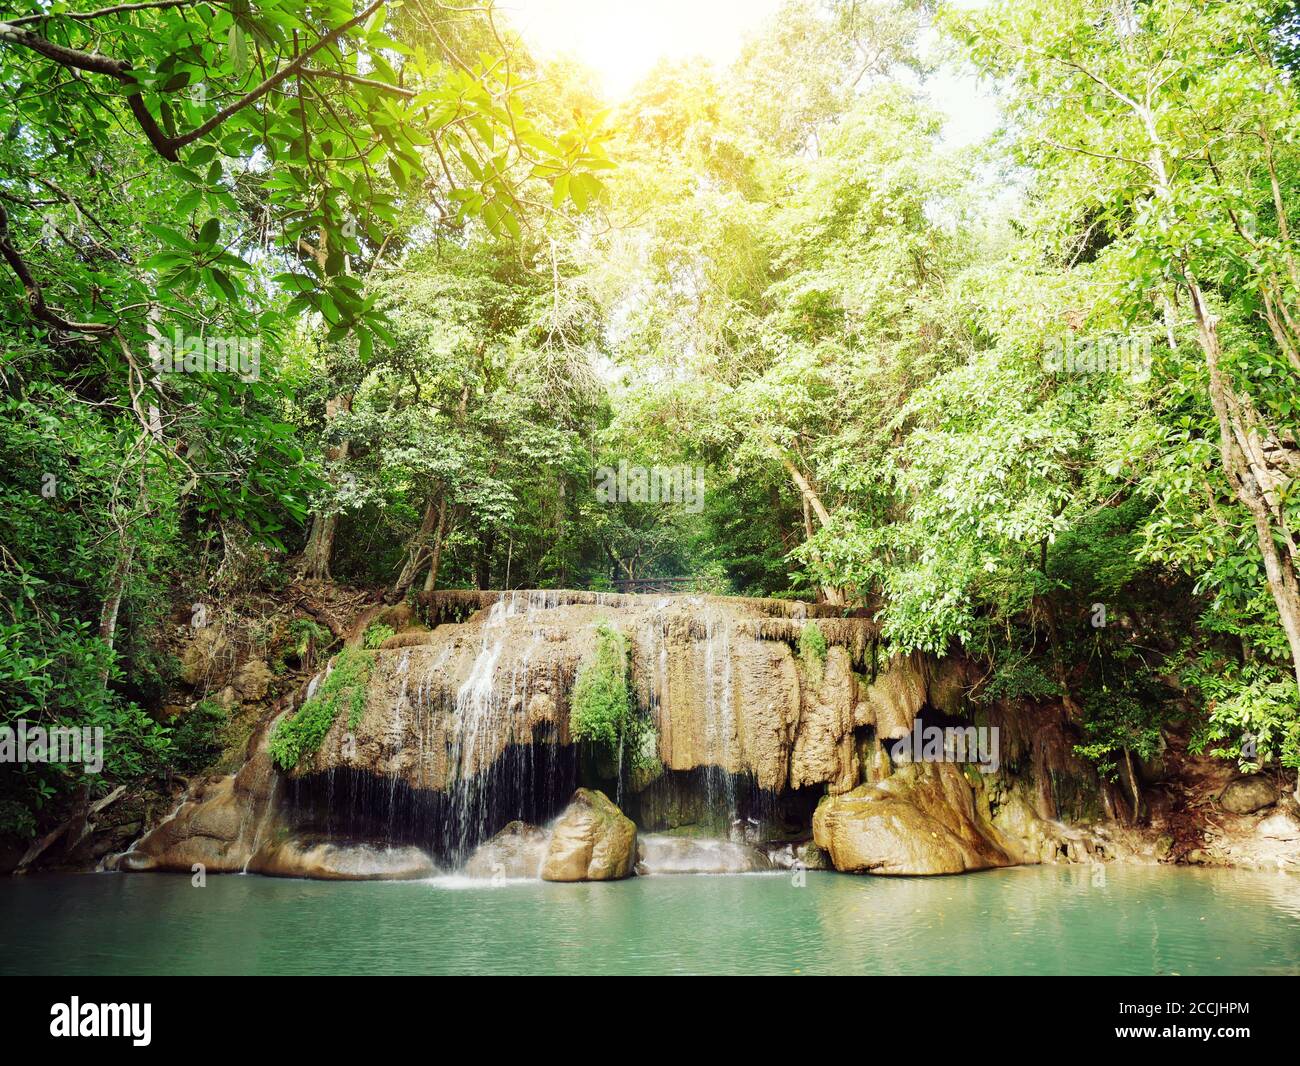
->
1 0 1297 838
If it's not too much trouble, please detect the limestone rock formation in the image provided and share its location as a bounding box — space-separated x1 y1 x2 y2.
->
635 834 772 875
293 592 875 802
465 821 550 879
813 763 1016 875
541 789 637 881
856 653 927 739
250 838 435 880
121 589 1140 882
789 646 858 793
1218 776 1277 814
117 710 286 874
1256 809 1300 840
234 658 275 702
117 774 252 873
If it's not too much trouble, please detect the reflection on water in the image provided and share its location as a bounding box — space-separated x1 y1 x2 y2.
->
1 865 1297 976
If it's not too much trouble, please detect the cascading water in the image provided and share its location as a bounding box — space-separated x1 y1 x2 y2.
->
385 649 411 843
444 596 512 859
435 590 576 862
701 607 740 838
241 774 279 874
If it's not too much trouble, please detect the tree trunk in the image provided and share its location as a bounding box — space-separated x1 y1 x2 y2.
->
772 449 843 605
97 536 134 687
390 494 442 602
299 393 353 582
422 498 450 593
1186 277 1300 693
301 510 339 582
778 452 833 527
1145 125 1300 695
98 464 149 687
1121 747 1144 826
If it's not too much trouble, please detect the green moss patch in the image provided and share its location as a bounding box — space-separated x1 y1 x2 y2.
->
570 619 657 771
269 646 374 771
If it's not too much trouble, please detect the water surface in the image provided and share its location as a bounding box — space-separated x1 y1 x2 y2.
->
2 865 1297 975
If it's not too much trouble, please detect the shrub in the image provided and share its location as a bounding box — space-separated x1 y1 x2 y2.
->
0 799 37 840
280 618 332 673
570 620 656 770
168 698 229 773
363 622 395 650
269 647 373 770
798 621 828 681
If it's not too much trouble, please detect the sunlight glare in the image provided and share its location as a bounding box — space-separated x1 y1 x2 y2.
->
503 0 784 99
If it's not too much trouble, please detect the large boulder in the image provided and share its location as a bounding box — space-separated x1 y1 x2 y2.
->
117 775 255 873
1219 777 1277 815
465 821 549 879
179 626 235 687
234 658 274 702
813 763 1016 876
541 789 637 882
250 838 435 880
117 709 287 874
635 834 771 875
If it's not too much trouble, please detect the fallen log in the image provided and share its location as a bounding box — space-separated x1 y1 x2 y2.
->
14 784 127 874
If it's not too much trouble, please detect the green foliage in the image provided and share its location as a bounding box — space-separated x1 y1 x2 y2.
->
1048 499 1147 605
0 0 612 355
0 387 176 825
363 623 396 650
570 620 656 770
975 647 1061 706
949 0 1300 776
798 622 828 681
168 699 230 774
570 621 631 749
282 619 333 673
0 799 37 840
269 647 373 771
1184 655 1300 773
1074 685 1169 783
292 619 332 648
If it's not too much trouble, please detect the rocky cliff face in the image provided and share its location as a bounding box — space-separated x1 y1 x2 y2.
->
119 589 1167 879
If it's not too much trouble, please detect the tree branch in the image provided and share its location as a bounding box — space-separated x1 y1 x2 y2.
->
0 204 114 334
301 65 415 98
7 1 201 26
166 0 385 153
0 0 387 160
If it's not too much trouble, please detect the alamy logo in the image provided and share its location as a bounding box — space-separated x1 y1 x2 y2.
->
1043 333 1151 382
149 327 261 381
595 461 704 513
890 720 1000 773
0 719 104 773
50 998 151 1046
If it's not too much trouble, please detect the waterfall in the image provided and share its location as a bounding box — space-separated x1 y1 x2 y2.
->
445 596 512 858
630 606 667 804
702 608 739 838
413 641 455 791
434 590 577 862
241 774 279 874
121 588 890 878
385 649 411 844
